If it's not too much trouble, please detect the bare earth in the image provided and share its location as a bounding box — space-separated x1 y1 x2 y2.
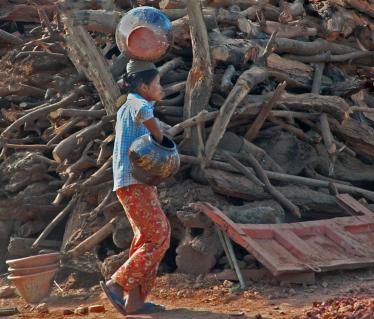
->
1 267 374 319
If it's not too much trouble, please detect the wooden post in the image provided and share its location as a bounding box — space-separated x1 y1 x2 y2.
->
183 0 213 157
59 6 121 115
244 81 286 141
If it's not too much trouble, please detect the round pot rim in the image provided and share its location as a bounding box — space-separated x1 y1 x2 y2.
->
7 268 57 280
8 262 59 272
148 134 176 151
6 252 60 265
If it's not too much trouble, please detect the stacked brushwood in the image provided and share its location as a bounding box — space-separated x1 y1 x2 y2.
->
0 0 374 276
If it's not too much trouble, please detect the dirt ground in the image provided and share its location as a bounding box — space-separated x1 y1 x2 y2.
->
1 267 374 319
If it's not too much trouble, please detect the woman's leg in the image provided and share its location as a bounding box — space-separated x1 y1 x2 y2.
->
111 184 171 312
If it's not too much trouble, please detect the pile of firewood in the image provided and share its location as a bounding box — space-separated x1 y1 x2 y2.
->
0 0 374 277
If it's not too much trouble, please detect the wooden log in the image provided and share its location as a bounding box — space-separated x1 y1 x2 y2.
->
159 0 187 9
204 66 268 163
1 143 55 151
162 8 188 20
163 81 186 97
206 0 266 8
284 51 374 63
329 0 374 18
73 9 122 34
15 51 70 65
209 31 260 66
160 92 185 106
269 117 315 143
205 169 345 216
1 86 87 138
271 38 357 55
66 142 97 173
215 5 281 23
52 116 112 162
0 221 13 271
221 151 264 187
244 93 350 122
220 65 235 93
183 0 213 157
0 83 46 99
219 132 285 173
244 151 301 218
97 134 114 165
158 57 185 78
61 9 120 115
181 154 374 201
0 29 24 45
48 102 103 145
50 108 106 120
0 201 63 221
330 118 374 160
8 237 61 258
53 173 77 206
60 0 118 10
279 0 305 23
32 196 77 248
261 21 317 38
244 81 286 141
68 217 118 255
320 112 336 155
0 4 55 23
59 156 113 196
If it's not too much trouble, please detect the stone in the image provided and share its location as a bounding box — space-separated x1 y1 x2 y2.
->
218 255 229 265
243 254 256 263
0 285 16 298
89 305 105 313
289 288 296 296
63 309 74 315
35 303 49 314
223 280 234 288
279 280 291 288
74 306 89 315
321 281 329 288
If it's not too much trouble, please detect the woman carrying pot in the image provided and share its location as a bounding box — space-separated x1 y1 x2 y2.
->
100 59 170 315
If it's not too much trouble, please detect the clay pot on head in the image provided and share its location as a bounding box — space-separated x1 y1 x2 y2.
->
115 6 173 61
8 269 57 304
129 134 180 186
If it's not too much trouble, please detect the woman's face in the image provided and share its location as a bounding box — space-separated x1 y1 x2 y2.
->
139 75 164 102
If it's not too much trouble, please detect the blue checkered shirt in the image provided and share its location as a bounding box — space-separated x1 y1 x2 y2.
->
112 93 154 191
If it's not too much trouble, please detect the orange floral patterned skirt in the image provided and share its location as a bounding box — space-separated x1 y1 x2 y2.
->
112 184 170 299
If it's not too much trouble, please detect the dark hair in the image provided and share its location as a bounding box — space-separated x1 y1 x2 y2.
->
122 69 159 93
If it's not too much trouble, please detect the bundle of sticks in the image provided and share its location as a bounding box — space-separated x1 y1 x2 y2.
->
0 0 373 276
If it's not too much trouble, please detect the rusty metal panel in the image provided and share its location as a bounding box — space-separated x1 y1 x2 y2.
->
192 195 374 276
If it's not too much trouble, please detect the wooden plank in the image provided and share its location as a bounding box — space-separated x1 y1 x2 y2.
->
196 202 374 276
336 193 374 216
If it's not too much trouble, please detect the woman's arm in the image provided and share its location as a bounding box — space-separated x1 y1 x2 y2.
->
144 117 163 144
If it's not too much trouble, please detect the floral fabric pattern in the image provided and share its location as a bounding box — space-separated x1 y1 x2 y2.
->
112 184 171 299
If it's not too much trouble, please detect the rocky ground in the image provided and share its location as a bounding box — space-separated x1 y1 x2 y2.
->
1 268 374 319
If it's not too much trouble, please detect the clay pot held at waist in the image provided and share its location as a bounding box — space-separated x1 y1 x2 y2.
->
129 134 180 186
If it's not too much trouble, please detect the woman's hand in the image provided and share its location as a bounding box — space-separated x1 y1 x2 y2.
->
144 117 163 144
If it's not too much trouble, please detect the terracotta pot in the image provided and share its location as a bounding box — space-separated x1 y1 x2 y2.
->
115 6 173 61
129 134 180 186
6 252 60 269
8 269 57 303
8 262 59 276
